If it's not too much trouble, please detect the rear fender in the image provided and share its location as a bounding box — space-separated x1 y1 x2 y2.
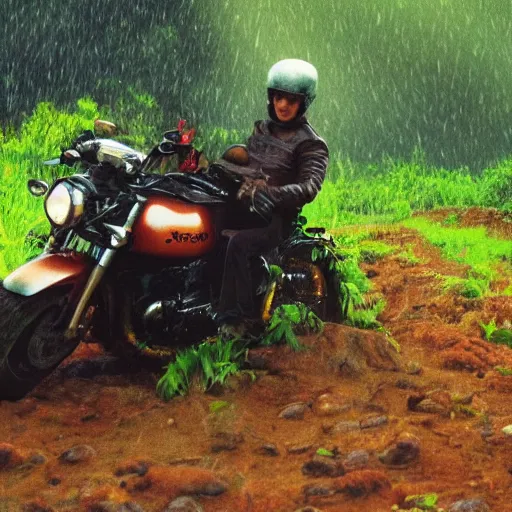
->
3 253 92 297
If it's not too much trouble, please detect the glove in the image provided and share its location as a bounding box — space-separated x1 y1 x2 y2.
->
236 178 268 200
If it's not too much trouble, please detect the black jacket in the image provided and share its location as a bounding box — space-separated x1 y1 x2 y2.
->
246 117 329 218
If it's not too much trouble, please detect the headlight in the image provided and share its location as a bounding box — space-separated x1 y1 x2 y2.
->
45 182 85 227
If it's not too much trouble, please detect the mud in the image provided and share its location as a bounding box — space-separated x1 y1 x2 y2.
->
0 209 511 511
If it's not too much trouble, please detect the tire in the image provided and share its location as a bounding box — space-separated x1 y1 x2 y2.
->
0 284 80 401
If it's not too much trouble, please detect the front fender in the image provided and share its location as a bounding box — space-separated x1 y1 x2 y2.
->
3 253 92 296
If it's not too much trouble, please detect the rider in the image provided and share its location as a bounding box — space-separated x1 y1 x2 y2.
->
215 58 329 338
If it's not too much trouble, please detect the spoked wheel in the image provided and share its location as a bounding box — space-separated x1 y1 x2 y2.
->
0 285 81 401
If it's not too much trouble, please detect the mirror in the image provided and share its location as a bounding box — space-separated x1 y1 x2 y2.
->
27 179 49 197
222 144 250 166
94 119 118 137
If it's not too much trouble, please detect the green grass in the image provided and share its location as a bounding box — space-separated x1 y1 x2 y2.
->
402 217 512 296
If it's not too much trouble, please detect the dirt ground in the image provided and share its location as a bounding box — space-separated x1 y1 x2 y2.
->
0 207 511 512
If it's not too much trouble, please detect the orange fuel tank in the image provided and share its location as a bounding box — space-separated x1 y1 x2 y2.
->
131 196 215 258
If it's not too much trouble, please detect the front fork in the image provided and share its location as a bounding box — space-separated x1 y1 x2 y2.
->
65 196 146 339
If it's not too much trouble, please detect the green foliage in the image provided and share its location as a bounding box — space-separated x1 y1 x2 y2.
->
261 303 324 351
495 366 512 376
403 493 438 510
489 329 512 348
314 234 387 328
396 243 424 267
480 318 498 340
156 337 247 400
404 217 512 297
480 159 512 209
209 400 231 413
316 448 335 457
377 327 401 353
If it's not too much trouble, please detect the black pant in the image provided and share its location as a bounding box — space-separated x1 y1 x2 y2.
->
216 214 292 324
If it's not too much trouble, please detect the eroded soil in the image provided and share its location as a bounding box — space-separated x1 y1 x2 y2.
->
1 208 511 512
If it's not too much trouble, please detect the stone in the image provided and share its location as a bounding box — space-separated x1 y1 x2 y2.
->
378 433 420 468
286 443 313 455
301 458 344 478
210 432 244 453
448 499 490 512
342 450 370 472
360 415 388 429
279 402 309 420
501 425 512 436
257 444 279 456
164 496 204 512
58 444 97 463
331 420 360 433
312 393 351 417
115 460 151 477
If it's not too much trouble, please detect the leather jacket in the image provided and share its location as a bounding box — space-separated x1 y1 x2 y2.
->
246 117 329 218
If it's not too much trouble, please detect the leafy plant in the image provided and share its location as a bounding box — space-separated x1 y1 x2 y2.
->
480 318 498 340
156 337 248 400
403 492 438 510
495 366 512 376
316 448 335 457
261 303 323 351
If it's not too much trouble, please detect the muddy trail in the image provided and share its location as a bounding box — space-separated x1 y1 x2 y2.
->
1 208 511 512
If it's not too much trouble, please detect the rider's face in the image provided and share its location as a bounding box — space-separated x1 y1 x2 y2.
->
272 92 302 122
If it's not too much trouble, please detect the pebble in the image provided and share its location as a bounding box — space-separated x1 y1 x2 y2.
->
58 444 97 464
331 420 360 433
164 496 204 512
279 402 309 420
115 460 151 477
448 498 490 512
0 443 25 469
286 443 313 455
257 444 279 456
342 450 370 472
378 432 420 468
301 458 344 478
502 424 512 436
360 415 388 429
210 432 244 452
312 393 351 417
303 485 334 498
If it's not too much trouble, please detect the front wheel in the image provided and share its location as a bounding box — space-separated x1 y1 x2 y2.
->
0 285 81 401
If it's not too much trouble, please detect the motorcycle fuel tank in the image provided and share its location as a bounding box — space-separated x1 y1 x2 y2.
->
131 196 215 258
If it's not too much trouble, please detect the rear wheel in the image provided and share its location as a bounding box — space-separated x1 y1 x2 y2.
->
0 285 80 401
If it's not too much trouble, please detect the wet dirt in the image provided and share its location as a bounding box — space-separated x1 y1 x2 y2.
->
1 208 511 512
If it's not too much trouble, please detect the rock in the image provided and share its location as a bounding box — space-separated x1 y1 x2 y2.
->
303 485 334 498
164 496 204 512
301 458 344 478
115 460 151 477
210 432 244 452
395 378 418 390
333 469 391 497
412 398 449 414
331 420 360 433
378 433 420 468
448 498 490 512
312 393 351 417
59 445 97 464
257 444 279 456
29 453 46 465
0 443 25 469
85 502 145 512
502 425 512 436
342 450 370 472
360 415 388 429
279 402 309 420
286 443 313 455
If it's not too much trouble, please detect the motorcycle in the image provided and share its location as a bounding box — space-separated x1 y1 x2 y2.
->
0 122 342 401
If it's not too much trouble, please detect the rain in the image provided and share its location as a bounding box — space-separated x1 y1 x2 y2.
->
1 0 512 170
